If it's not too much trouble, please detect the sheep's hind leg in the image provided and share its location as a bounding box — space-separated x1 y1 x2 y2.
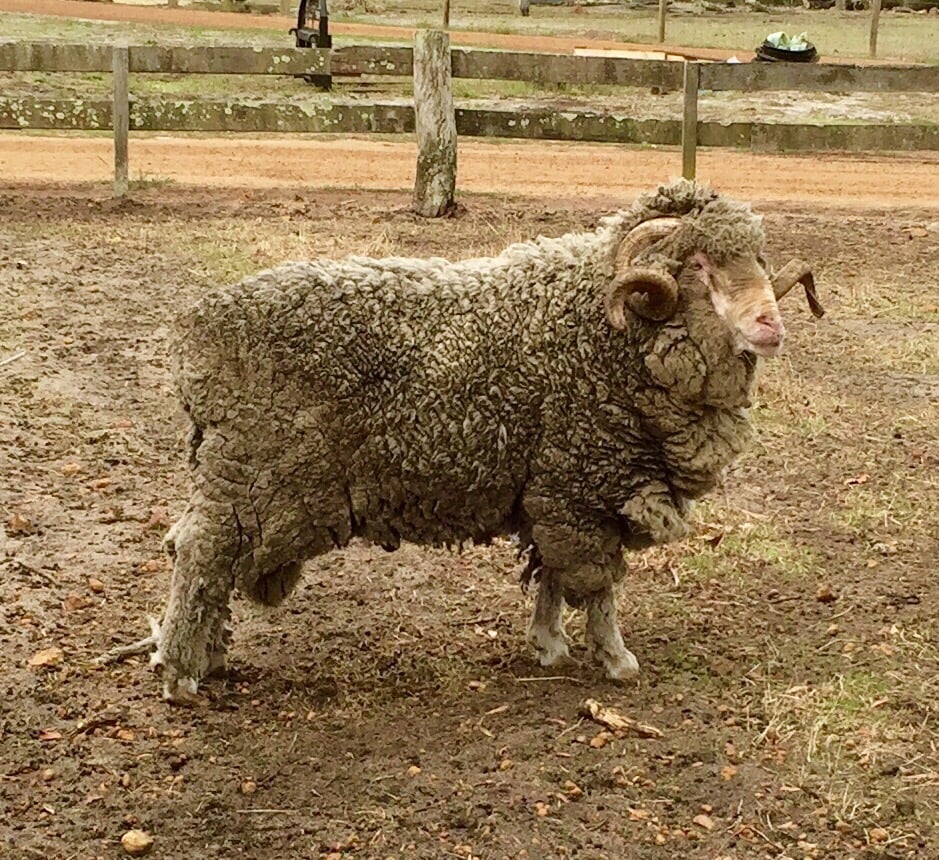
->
583 584 639 682
527 570 574 669
153 501 242 703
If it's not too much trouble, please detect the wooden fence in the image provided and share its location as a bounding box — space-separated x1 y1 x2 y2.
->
1 40 937 196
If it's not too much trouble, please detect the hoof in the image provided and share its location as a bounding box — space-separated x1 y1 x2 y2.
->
529 630 575 669
601 649 640 683
162 674 202 705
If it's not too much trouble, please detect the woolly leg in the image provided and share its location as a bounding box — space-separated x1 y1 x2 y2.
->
583 584 639 682
527 570 573 668
153 502 242 703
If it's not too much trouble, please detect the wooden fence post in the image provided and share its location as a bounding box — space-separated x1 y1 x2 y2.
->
519 0 530 15
112 44 129 198
870 0 882 58
442 0 450 28
681 61 698 180
280 0 291 15
412 29 457 217
657 0 667 44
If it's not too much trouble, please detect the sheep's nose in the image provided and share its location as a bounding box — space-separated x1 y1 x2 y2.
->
753 314 785 345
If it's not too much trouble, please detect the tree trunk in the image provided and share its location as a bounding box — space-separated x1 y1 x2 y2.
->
412 29 457 218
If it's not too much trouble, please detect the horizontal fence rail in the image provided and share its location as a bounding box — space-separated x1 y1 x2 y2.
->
2 38 938 196
5 42 935 92
3 97 937 152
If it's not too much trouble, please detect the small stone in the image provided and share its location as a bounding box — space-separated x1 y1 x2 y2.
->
562 780 582 798
406 765 422 777
589 731 613 749
41 768 56 782
815 584 837 603
121 829 153 856
692 813 715 830
61 462 82 476
240 779 257 795
88 577 105 593
869 827 889 843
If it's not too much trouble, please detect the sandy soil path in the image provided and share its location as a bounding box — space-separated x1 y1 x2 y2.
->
3 134 939 208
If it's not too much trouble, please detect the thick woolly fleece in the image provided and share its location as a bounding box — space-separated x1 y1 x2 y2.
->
156 180 764 688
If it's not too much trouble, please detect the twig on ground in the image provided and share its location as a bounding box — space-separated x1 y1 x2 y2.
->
0 350 26 368
515 675 584 684
94 618 161 665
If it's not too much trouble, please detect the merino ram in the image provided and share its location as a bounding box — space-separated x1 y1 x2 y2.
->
150 180 822 702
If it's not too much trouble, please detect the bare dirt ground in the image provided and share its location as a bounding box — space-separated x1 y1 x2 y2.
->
2 9 939 855
1 175 938 860
4 135 939 208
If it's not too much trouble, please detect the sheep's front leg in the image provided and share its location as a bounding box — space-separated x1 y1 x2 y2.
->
620 481 690 546
527 569 573 668
153 501 242 703
583 583 639 682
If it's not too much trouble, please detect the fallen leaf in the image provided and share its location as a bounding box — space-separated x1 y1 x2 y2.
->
63 594 93 613
589 731 613 749
406 765 422 777
38 729 63 742
116 729 135 742
869 827 889 843
121 829 154 856
28 647 64 668
844 473 869 486
815 584 838 604
562 780 582 798
240 779 258 794
7 513 32 535
720 764 738 781
629 807 651 821
138 558 165 573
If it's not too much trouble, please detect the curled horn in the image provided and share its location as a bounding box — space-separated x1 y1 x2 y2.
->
607 217 683 326
772 259 825 319
614 217 684 274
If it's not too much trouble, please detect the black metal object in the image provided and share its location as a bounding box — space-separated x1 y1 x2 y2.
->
754 39 819 64
291 0 332 88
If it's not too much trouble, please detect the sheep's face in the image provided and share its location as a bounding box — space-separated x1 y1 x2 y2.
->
692 252 784 358
605 217 823 361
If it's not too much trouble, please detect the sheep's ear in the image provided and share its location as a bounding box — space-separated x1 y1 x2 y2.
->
605 268 679 327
